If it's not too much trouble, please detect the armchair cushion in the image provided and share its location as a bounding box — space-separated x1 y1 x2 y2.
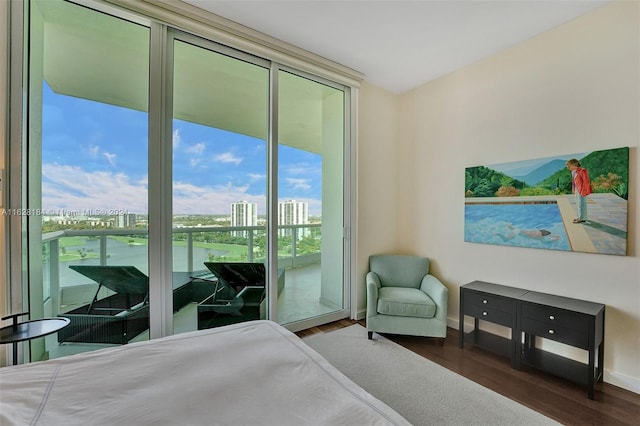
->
377 287 436 318
369 255 429 288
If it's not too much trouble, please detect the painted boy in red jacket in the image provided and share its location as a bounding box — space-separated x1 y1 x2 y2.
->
566 158 591 223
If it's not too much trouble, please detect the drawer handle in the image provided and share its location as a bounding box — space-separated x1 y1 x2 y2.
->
549 315 555 320
482 311 488 316
482 300 488 304
548 329 555 335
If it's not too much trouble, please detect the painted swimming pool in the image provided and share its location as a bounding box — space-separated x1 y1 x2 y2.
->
464 202 570 251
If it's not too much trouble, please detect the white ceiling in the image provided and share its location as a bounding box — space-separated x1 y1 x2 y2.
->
182 0 611 94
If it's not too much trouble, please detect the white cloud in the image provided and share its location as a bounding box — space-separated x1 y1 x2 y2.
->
42 163 148 213
172 128 181 149
214 152 243 166
284 162 321 176
103 152 117 167
248 173 265 181
173 181 264 214
186 142 206 155
186 142 206 168
285 177 311 191
40 164 322 216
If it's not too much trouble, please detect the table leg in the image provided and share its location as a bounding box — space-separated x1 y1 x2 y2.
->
1 312 30 364
588 345 595 400
459 291 465 349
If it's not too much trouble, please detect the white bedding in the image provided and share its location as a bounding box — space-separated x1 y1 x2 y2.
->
0 320 409 426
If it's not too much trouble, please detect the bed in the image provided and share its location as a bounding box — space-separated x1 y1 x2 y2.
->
0 320 410 426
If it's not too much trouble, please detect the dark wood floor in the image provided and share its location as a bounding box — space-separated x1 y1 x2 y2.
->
296 320 640 426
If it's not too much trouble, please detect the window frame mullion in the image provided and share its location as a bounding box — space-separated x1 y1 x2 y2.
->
148 21 173 339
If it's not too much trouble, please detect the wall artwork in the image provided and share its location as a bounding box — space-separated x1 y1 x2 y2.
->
464 147 629 256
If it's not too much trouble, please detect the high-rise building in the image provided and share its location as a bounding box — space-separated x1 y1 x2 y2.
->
115 213 137 228
278 200 309 239
231 201 257 237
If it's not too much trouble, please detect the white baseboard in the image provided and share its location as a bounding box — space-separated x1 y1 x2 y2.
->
447 317 459 330
605 370 640 394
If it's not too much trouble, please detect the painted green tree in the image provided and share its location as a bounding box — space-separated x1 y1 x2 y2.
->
465 166 525 197
539 147 629 199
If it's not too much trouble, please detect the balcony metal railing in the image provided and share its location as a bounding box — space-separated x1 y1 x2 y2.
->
41 224 321 314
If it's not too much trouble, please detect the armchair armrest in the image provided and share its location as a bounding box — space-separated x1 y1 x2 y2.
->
366 271 382 318
420 274 448 321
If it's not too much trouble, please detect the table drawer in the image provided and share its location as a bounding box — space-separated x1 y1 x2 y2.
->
522 303 588 332
464 291 513 314
521 317 589 349
464 303 513 327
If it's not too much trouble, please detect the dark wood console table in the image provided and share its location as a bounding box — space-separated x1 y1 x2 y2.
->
459 281 605 399
519 291 605 399
458 281 528 368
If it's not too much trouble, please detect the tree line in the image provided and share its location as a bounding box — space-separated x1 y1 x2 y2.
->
465 147 628 199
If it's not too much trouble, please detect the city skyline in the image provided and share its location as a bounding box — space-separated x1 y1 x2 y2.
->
41 200 317 231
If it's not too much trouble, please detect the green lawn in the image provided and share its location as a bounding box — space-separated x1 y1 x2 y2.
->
58 236 100 261
59 252 99 262
56 236 293 262
110 236 260 260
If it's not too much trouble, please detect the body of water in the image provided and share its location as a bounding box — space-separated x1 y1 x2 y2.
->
464 203 570 251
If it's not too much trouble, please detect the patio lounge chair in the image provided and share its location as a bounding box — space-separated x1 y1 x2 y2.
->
58 266 150 345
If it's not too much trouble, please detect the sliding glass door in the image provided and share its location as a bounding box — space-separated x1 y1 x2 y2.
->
18 0 351 363
277 70 346 325
169 35 350 332
170 35 270 334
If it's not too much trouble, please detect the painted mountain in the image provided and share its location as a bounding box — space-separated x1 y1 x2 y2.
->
511 159 567 185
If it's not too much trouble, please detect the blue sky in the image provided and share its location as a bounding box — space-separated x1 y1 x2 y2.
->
42 83 322 216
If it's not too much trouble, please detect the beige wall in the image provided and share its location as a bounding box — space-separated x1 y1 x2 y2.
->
359 0 639 392
356 84 401 309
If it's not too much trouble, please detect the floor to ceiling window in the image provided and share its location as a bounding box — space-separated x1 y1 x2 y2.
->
27 0 150 360
14 0 352 363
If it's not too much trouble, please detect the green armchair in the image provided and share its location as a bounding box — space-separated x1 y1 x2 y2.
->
366 254 448 341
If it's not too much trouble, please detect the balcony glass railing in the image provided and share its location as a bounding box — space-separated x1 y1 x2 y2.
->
41 224 321 315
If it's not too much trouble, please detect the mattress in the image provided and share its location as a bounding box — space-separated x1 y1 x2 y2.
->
0 320 410 426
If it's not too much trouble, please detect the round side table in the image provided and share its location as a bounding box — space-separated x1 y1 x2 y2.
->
0 312 70 365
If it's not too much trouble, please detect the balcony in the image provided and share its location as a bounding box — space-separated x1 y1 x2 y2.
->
39 224 336 357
